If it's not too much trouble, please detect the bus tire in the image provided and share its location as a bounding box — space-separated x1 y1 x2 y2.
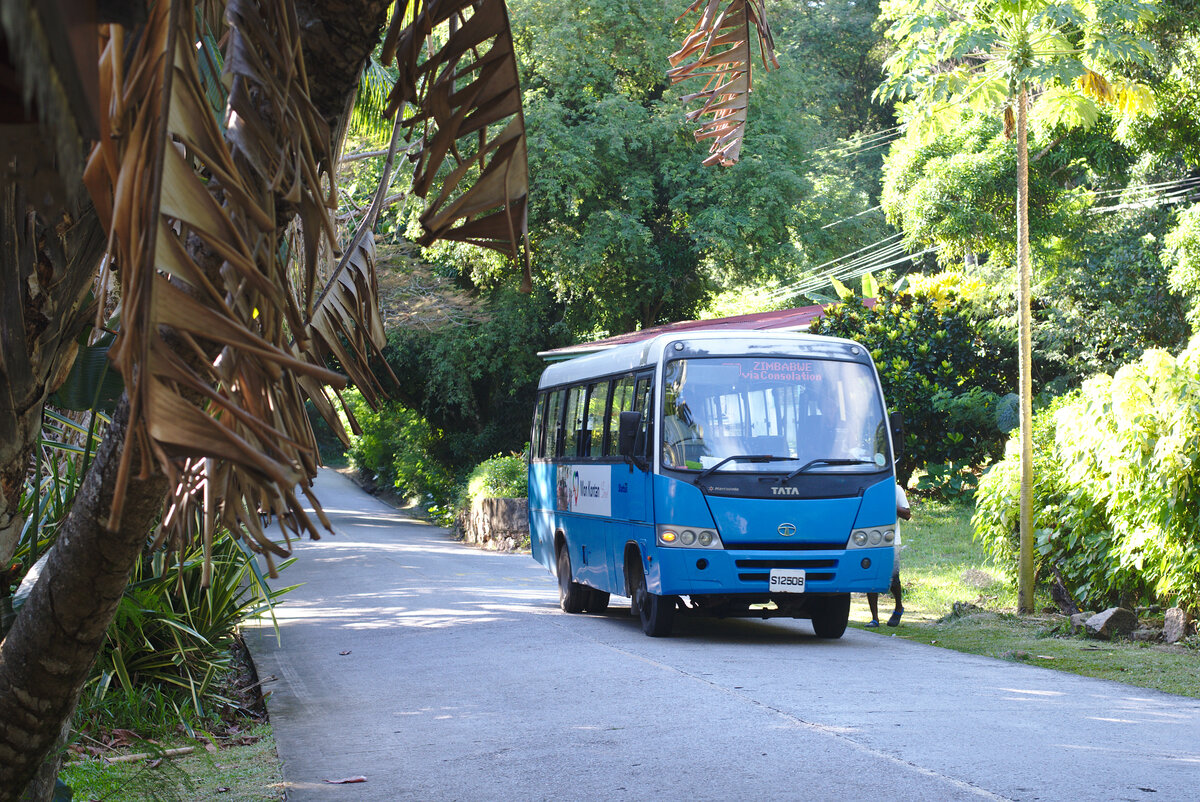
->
584 588 610 613
631 558 675 637
557 543 588 614
810 593 851 639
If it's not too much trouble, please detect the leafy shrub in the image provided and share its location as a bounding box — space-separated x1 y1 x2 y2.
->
465 453 528 502
342 388 455 501
975 338 1200 610
811 280 1014 486
1164 203 1200 332
85 528 295 725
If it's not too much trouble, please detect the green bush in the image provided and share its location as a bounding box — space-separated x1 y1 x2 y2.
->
83 528 296 728
465 453 528 502
810 280 1014 487
975 338 1200 610
343 387 455 502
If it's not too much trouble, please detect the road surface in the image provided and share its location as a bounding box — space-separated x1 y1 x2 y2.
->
245 469 1200 801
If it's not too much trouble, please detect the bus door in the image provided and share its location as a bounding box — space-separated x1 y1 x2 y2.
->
609 372 654 590
562 381 614 591
529 389 564 571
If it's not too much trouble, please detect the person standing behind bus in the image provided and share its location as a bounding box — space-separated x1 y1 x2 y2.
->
867 485 912 627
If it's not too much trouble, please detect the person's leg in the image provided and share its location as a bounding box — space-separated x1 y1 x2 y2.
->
886 572 904 626
866 592 880 627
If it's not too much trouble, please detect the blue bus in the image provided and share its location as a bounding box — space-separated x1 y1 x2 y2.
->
527 331 903 637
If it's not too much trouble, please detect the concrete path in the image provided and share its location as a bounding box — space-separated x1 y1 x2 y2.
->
245 469 1200 801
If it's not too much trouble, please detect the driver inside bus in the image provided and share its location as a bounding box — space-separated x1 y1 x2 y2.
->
663 393 701 468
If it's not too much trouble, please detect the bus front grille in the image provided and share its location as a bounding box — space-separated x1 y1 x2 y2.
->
735 557 837 584
727 541 845 551
739 572 836 583
734 558 837 569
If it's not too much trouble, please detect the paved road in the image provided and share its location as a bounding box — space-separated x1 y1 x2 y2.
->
245 469 1200 801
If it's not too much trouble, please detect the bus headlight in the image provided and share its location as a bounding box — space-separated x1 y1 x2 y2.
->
847 527 896 549
658 525 723 549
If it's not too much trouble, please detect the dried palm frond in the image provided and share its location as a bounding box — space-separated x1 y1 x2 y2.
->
668 0 777 166
381 0 532 291
83 0 347 575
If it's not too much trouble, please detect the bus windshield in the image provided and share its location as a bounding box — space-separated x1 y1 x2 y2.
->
661 356 890 473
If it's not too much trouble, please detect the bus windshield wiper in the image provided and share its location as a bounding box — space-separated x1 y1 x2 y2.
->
696 454 796 482
781 458 875 483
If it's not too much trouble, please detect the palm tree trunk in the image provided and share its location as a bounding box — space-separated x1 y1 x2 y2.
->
1016 87 1035 614
0 395 169 801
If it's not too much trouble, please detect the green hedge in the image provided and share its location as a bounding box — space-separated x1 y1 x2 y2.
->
975 337 1200 610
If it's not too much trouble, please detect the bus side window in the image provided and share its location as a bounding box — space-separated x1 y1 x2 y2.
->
606 376 636 456
586 381 610 457
545 389 565 458
634 374 654 460
563 385 586 457
530 392 546 459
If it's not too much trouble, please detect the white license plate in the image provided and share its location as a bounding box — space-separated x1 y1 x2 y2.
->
768 569 806 593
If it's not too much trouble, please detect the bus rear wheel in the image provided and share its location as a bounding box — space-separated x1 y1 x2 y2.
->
584 588 610 613
630 558 675 637
557 544 588 614
810 593 851 639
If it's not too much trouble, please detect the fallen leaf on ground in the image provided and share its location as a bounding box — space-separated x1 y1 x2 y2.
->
323 776 367 784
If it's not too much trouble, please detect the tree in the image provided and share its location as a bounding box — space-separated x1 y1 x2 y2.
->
878 0 1157 613
0 1 394 796
512 0 894 335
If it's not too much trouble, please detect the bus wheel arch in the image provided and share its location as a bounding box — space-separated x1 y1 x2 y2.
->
625 542 676 637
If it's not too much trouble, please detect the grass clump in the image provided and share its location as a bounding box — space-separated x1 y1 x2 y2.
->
850 496 1200 699
62 723 283 802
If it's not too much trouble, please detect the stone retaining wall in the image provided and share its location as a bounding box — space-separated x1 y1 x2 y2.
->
456 497 529 552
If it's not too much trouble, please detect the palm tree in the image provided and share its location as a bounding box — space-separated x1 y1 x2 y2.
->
0 0 530 796
876 0 1156 612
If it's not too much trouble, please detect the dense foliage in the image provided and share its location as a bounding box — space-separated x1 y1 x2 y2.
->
512 0 894 335
976 339 1200 610
465 454 528 502
810 278 1015 489
342 387 455 502
379 288 563 473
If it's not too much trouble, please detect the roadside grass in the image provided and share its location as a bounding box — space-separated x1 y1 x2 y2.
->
849 496 1200 699
61 723 283 802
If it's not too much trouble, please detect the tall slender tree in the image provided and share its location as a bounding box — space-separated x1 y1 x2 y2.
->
877 0 1157 612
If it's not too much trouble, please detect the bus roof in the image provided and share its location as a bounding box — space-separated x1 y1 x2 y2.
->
536 329 872 389
538 304 833 362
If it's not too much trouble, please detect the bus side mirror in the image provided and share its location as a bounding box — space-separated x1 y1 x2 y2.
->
618 411 642 458
889 411 904 460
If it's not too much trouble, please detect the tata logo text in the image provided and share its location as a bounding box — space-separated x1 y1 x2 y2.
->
771 486 800 496
777 523 797 537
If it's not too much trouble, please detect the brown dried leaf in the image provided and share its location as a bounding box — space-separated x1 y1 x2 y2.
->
383 0 531 290
668 0 777 166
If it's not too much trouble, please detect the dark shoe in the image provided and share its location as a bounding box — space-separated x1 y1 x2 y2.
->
887 608 903 627
865 619 879 628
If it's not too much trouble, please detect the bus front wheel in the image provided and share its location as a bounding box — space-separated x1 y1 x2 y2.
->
630 558 675 637
810 593 851 639
557 544 588 614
